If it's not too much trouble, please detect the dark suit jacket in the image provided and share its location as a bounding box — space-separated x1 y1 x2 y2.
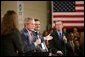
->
1 30 23 56
50 30 66 54
21 28 47 53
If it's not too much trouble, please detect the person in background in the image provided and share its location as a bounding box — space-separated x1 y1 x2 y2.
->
63 27 69 39
66 33 75 56
74 40 82 56
80 32 84 56
73 27 80 41
1 10 23 56
21 18 41 56
50 20 67 56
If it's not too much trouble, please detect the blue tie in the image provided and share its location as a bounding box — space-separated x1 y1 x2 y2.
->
59 32 62 40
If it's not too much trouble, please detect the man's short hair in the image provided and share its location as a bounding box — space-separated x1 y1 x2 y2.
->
54 20 62 24
34 19 40 22
24 17 33 24
54 20 63 26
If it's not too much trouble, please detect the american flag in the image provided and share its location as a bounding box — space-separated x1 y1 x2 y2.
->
52 1 84 29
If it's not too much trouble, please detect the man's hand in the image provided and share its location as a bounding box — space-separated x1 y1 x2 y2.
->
34 38 41 46
57 51 63 56
63 36 67 43
44 34 53 40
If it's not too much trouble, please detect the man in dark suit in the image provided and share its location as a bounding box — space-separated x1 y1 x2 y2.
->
34 19 48 52
50 20 67 56
21 17 42 56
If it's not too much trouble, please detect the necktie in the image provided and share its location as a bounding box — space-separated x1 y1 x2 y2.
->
29 31 34 44
59 32 62 40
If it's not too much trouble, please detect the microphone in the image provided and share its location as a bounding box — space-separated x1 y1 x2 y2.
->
34 31 43 51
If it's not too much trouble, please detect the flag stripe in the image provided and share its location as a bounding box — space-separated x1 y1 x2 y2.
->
63 26 84 29
76 1 84 4
75 4 84 7
53 15 84 18
53 23 84 27
76 10 84 12
76 7 84 10
53 23 84 26
53 18 84 21
53 12 84 15
62 21 84 23
63 23 84 26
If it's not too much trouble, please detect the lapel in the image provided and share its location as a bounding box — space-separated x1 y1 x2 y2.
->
53 30 59 39
23 28 30 41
